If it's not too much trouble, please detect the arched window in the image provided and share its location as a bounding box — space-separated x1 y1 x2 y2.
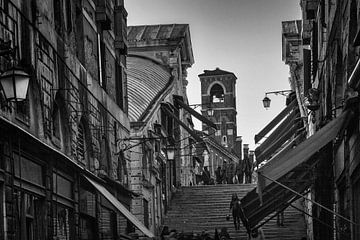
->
222 135 228 147
210 84 225 103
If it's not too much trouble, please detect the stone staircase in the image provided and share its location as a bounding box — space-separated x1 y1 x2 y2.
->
164 184 307 240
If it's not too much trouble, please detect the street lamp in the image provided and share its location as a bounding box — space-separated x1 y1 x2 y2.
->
0 67 30 101
262 90 292 109
165 146 175 161
0 42 31 102
262 96 271 109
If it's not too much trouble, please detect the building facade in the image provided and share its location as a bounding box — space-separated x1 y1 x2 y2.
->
240 1 360 239
298 0 360 239
126 24 197 235
0 0 154 239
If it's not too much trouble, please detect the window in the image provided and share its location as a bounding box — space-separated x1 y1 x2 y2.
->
52 102 61 139
79 187 97 240
13 191 45 240
99 41 106 89
53 205 74 240
54 0 72 35
143 199 149 228
100 136 110 174
222 136 228 147
117 150 128 186
76 121 87 165
215 130 221 136
210 84 225 103
14 153 44 186
161 106 174 138
100 207 117 240
15 99 30 123
54 0 63 34
115 63 126 111
227 129 233 135
142 146 151 180
53 172 73 200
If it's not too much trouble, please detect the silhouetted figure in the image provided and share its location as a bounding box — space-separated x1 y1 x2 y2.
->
219 227 230 240
229 193 241 230
277 211 284 226
214 228 220 240
250 228 265 240
215 166 222 184
202 166 211 185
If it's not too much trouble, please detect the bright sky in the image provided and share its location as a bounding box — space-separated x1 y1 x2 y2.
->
125 0 302 150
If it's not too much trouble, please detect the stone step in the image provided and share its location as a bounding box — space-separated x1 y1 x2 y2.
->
164 184 306 240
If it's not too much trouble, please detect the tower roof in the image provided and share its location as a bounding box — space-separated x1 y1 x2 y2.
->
198 67 236 78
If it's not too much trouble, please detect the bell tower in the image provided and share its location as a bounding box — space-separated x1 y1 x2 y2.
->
199 68 238 151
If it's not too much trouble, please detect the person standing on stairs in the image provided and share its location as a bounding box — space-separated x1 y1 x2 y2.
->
229 193 242 231
202 166 211 185
215 166 222 184
250 228 265 240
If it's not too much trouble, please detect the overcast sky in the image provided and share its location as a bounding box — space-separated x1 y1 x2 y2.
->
125 0 302 150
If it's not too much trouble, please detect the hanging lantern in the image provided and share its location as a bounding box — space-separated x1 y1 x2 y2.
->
262 96 271 109
166 146 175 161
0 67 30 101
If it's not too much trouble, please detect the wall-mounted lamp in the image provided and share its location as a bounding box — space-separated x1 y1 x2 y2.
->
165 146 175 161
0 42 30 102
262 90 292 109
0 67 30 101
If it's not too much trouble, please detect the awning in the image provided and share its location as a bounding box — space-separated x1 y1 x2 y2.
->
174 96 217 130
255 108 302 164
161 103 204 143
84 176 155 238
254 100 296 144
259 109 351 188
240 109 353 232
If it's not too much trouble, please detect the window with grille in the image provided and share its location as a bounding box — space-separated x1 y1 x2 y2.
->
76 122 86 165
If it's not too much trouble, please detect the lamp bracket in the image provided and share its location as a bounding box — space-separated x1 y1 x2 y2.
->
265 90 292 97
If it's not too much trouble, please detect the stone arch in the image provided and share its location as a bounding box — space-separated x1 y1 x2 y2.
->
209 82 225 103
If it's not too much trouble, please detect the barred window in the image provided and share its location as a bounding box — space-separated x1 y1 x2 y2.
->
76 122 86 165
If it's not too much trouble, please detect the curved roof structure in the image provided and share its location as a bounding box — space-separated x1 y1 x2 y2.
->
127 56 171 122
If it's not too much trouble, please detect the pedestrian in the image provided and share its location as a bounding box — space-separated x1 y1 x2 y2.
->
202 166 211 185
277 211 284 226
214 228 220 240
250 228 265 240
219 227 230 240
221 167 227 184
215 166 222 184
229 193 241 230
